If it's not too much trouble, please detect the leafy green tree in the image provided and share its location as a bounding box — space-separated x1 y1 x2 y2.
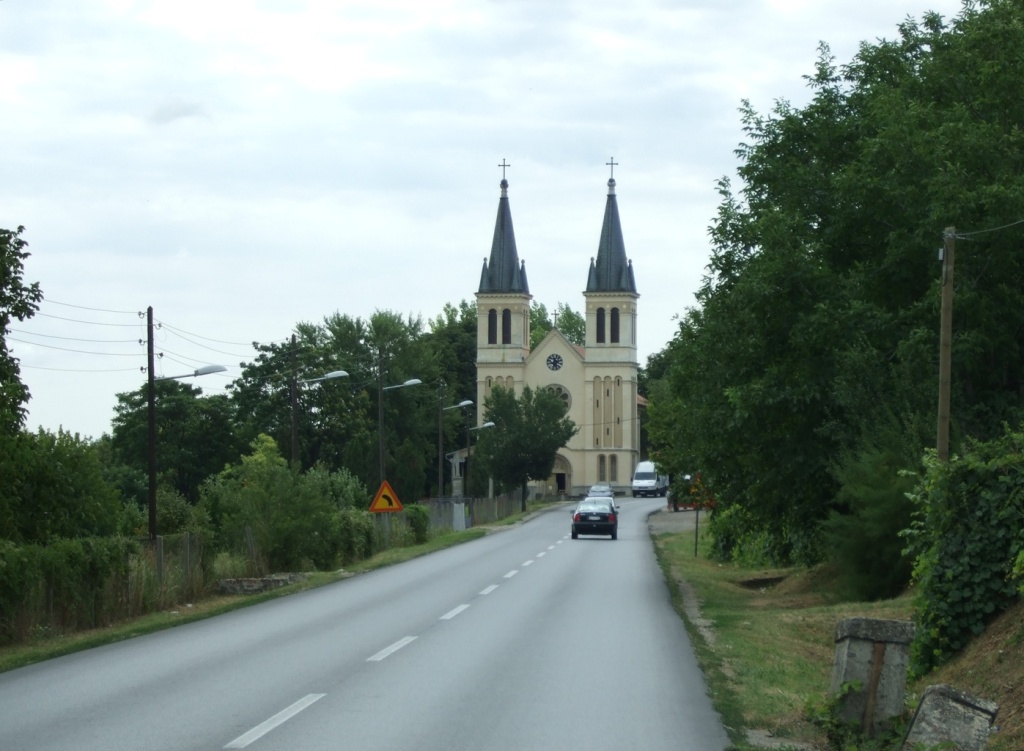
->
0 226 43 436
426 302 478 495
530 303 551 349
0 429 122 543
230 309 439 503
530 302 584 349
110 381 244 505
649 0 1024 566
201 435 343 572
474 385 577 511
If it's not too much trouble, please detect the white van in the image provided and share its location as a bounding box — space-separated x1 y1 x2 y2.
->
631 461 669 497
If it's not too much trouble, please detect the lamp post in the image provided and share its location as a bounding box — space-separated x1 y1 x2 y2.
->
378 377 422 484
439 395 473 497
465 421 495 498
290 369 349 466
146 320 226 543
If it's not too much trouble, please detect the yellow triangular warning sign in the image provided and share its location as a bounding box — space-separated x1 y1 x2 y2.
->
369 480 403 513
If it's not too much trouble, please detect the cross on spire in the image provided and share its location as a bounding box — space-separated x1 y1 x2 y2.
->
606 157 619 179
498 159 511 179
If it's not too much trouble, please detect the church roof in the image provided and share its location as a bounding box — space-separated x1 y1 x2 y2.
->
478 178 529 295
586 177 637 294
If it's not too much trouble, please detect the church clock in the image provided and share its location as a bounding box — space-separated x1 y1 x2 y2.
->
546 353 563 371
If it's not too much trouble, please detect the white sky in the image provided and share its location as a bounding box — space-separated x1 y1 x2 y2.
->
3 0 966 440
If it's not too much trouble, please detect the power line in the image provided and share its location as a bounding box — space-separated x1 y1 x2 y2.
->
9 337 143 356
157 320 268 348
11 328 139 344
20 364 142 374
41 298 138 315
34 311 143 327
159 326 256 359
950 217 1024 237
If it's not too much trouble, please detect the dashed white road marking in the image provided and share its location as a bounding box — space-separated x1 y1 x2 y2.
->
504 570 518 579
522 560 534 567
480 585 499 595
224 693 325 748
440 604 471 620
367 636 417 662
547 545 556 550
536 552 546 558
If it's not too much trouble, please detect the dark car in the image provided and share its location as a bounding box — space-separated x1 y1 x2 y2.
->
571 497 618 540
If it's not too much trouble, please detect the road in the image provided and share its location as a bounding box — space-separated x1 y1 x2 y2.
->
0 497 729 750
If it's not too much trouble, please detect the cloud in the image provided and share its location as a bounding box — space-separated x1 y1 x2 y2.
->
146 100 210 125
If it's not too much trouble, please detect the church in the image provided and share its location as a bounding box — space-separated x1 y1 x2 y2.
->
471 166 642 498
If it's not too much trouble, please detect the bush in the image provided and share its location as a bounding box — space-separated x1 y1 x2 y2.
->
405 504 430 544
0 537 137 644
822 430 918 601
904 428 1024 675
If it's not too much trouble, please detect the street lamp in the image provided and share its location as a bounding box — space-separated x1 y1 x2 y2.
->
439 397 473 496
290 369 349 465
147 362 227 542
378 377 422 484
465 421 495 498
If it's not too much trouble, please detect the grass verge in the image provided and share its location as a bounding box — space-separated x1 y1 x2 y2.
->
653 526 914 749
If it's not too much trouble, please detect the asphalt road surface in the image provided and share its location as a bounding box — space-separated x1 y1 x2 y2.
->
0 497 729 750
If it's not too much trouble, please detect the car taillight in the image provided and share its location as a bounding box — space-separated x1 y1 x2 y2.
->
608 513 616 523
573 513 581 522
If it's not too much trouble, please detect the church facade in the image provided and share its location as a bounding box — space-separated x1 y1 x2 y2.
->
473 171 641 497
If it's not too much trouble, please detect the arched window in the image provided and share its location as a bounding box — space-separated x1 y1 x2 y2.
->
610 308 620 343
610 455 618 482
596 308 605 343
598 455 607 481
502 309 512 344
487 309 497 344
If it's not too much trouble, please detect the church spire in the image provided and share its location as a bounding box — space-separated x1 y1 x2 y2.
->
586 162 637 294
478 162 529 294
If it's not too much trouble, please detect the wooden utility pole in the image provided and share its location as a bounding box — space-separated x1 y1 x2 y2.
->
290 333 298 466
937 227 955 463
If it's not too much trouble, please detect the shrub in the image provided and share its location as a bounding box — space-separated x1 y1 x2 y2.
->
903 428 1024 675
405 504 430 545
823 431 918 601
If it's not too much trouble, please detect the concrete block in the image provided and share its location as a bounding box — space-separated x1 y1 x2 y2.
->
901 684 998 751
830 618 915 736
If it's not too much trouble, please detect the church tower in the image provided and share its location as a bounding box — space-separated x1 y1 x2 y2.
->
475 173 531 412
581 170 640 491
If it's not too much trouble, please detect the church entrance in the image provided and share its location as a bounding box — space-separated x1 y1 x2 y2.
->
551 454 571 496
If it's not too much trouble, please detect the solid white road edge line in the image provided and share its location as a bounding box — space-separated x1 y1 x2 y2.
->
224 693 325 749
480 585 499 595
440 604 470 620
367 636 418 662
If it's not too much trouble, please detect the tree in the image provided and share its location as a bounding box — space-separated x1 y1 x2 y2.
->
0 226 43 436
0 429 122 543
110 381 244 506
530 302 584 349
200 435 346 572
474 385 577 511
649 0 1024 566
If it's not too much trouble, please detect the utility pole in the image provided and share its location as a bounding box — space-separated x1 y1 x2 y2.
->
290 333 299 466
147 306 157 541
437 380 445 496
937 227 955 463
